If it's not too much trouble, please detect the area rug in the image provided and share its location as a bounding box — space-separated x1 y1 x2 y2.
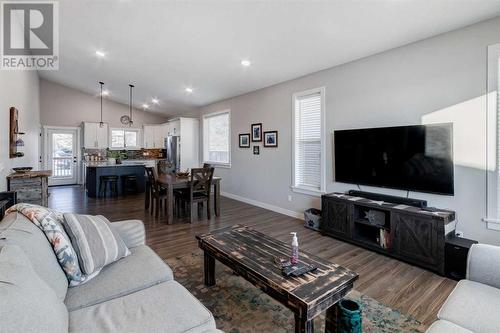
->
165 252 426 333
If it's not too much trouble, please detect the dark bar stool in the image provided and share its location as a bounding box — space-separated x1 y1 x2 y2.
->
121 174 138 196
99 175 118 198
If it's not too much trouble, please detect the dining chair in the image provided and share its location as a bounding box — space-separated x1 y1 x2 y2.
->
145 166 168 218
203 163 212 169
144 168 151 210
177 167 214 223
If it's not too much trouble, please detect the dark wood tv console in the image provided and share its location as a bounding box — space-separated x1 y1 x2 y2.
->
321 193 456 275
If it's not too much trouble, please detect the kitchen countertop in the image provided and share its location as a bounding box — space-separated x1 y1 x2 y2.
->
84 159 167 168
85 162 147 168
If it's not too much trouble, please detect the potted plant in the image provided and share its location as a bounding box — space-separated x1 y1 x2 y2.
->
107 150 126 164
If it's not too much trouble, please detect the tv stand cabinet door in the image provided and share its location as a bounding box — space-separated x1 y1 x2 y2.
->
321 198 351 238
393 213 443 273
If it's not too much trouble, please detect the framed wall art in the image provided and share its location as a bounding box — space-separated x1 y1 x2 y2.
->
251 123 262 142
263 131 278 147
239 133 250 148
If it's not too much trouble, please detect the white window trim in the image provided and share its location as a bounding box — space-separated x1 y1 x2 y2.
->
109 127 142 150
291 87 326 196
202 109 231 168
485 44 500 231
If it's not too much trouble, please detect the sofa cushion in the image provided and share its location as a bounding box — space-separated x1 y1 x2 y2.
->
426 320 473 333
0 244 68 333
63 213 130 275
467 243 500 289
65 245 173 311
438 279 500 333
0 212 68 300
110 220 145 249
69 280 217 333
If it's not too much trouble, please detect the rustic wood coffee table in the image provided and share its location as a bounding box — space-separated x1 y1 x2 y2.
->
196 225 359 333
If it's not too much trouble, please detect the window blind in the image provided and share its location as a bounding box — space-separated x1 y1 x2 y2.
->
294 92 322 190
203 111 230 165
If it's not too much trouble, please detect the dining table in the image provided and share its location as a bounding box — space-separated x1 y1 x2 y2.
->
156 174 222 224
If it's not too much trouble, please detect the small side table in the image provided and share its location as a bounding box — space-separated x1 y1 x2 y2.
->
0 191 17 218
445 234 478 280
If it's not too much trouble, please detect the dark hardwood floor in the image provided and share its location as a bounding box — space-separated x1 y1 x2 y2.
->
48 185 455 327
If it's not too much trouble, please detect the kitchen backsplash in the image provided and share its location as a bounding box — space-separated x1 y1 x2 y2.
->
83 148 165 161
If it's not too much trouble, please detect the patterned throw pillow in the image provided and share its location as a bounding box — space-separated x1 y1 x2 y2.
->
5 203 86 286
62 214 130 275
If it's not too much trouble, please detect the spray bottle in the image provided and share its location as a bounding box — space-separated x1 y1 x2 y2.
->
290 232 299 265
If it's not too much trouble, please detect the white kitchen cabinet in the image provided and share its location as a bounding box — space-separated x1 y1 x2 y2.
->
82 122 108 148
168 120 180 136
143 124 167 148
179 118 199 170
154 125 167 148
143 125 155 148
164 117 199 170
96 125 108 148
164 122 172 137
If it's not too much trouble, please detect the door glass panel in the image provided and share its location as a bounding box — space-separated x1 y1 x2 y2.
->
52 133 73 178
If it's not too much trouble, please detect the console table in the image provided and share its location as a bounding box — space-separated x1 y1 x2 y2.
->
7 170 51 207
321 193 456 275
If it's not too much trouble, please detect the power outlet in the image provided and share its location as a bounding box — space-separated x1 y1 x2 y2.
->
455 231 464 238
287 195 292 202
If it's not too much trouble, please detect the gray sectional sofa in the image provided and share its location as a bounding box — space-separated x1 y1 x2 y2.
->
426 243 500 333
0 212 222 333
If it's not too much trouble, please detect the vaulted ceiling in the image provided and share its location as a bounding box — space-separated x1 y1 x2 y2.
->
39 0 500 115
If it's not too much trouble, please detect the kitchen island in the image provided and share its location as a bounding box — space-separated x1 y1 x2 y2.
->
85 162 146 198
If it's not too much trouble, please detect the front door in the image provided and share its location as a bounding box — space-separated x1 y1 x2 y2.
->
46 128 78 186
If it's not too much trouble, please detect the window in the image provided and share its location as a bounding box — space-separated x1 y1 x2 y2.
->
110 129 140 149
292 87 325 195
485 44 500 230
203 110 230 166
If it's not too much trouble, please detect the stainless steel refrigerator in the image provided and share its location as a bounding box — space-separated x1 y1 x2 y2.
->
165 136 180 172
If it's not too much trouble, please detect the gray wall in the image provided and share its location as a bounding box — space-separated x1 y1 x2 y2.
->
0 71 40 191
40 79 168 128
199 17 500 245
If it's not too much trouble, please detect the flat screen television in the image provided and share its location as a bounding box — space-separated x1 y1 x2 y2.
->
334 123 454 195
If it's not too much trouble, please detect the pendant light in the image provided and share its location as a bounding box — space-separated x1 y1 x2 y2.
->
99 81 105 128
128 84 134 127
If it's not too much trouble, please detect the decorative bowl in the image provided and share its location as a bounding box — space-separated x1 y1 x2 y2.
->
176 171 190 178
12 167 33 173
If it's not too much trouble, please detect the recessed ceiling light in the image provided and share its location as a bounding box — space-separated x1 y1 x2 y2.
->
185 87 193 93
95 50 106 57
152 98 159 104
142 103 149 109
101 90 109 96
241 59 251 67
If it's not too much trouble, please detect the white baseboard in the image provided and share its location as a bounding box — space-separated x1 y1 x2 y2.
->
221 191 303 220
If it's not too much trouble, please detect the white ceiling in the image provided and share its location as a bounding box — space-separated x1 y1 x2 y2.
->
40 0 500 115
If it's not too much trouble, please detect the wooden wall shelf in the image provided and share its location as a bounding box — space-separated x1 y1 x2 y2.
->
9 107 24 158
